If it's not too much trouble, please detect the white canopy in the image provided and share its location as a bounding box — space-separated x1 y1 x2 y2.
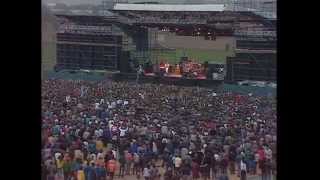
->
113 3 225 12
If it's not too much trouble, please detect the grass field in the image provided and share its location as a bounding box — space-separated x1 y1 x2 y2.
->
133 47 234 65
155 48 234 64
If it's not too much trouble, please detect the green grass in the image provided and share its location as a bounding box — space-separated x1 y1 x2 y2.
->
154 48 234 64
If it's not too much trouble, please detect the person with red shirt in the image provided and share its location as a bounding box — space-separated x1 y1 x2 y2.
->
258 146 266 162
191 160 200 180
106 158 117 180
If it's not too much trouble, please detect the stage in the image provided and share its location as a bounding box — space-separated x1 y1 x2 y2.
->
112 72 224 88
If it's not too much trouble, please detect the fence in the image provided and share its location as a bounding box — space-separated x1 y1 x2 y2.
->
44 71 108 81
222 83 276 97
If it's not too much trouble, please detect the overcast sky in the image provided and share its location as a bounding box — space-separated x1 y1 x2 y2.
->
42 0 273 6
42 0 230 6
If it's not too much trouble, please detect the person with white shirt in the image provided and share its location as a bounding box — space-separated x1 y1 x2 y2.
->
94 103 100 109
161 125 168 135
83 131 90 140
119 125 128 137
108 120 114 130
174 155 182 174
65 95 71 103
265 147 272 161
143 165 151 180
94 130 100 138
112 149 117 160
240 160 247 180
152 142 158 156
214 154 220 162
89 153 97 162
98 129 103 137
136 65 143 84
54 152 61 161
111 101 116 108
117 99 123 105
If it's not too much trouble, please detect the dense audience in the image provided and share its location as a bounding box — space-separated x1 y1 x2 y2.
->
42 79 276 180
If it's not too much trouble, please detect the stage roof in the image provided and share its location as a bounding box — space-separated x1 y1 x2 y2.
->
113 3 226 12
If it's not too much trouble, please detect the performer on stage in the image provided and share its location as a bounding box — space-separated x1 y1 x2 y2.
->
175 64 181 75
165 63 170 73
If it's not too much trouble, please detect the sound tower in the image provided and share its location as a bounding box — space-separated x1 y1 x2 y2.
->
119 51 130 73
181 57 188 62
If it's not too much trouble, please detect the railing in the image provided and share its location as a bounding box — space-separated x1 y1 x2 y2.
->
234 30 276 37
57 24 116 35
130 18 207 24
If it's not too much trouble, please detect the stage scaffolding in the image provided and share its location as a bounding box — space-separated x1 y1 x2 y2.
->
56 15 123 71
129 27 163 65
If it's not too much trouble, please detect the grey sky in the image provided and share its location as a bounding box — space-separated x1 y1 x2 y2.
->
42 0 228 6
42 0 275 6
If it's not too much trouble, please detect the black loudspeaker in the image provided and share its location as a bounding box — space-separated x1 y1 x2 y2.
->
181 57 188 62
54 65 60 72
119 51 130 73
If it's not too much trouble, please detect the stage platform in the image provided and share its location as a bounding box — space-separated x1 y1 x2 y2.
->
112 73 224 88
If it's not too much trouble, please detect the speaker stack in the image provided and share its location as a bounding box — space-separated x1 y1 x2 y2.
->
119 51 130 73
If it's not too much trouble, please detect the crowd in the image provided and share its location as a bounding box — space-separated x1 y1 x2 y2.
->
42 79 276 180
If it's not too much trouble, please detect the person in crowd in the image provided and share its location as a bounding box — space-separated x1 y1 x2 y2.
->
125 150 133 175
218 171 229 180
150 164 160 180
265 158 273 180
133 152 141 177
84 162 96 180
46 159 56 180
229 145 236 175
181 160 192 180
240 159 247 180
143 165 151 180
164 167 173 180
200 153 211 180
118 153 126 178
173 154 182 176
95 163 106 180
77 166 85 180
106 157 117 180
260 159 267 180
191 159 200 180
